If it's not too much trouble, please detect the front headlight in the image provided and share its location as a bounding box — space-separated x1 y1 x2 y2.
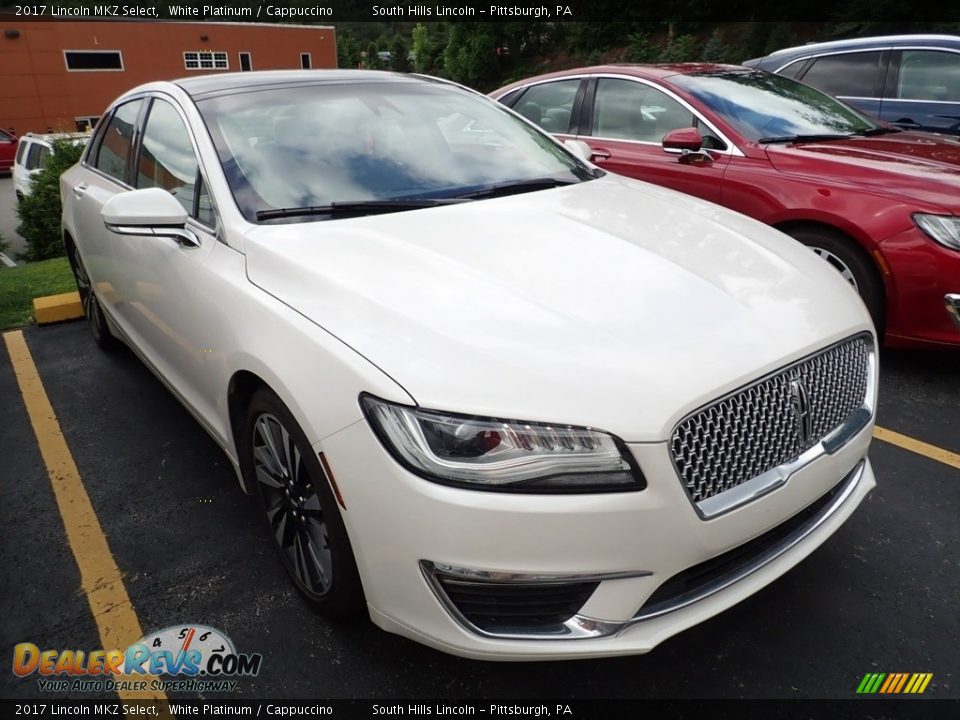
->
913 213 960 251
361 395 644 493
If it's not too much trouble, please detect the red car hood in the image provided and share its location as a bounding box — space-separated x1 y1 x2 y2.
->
764 131 960 214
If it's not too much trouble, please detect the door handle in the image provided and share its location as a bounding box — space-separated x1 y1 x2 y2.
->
72 183 88 198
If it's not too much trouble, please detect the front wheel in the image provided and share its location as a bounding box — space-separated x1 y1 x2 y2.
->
244 388 364 619
786 227 886 333
66 242 118 351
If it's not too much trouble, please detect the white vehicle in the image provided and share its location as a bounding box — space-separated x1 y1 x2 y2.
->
14 132 89 202
60 71 877 660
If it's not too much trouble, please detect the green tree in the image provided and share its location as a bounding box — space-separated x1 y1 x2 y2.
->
390 35 410 73
363 42 381 70
337 30 361 69
627 32 654 62
703 28 727 62
658 33 698 62
16 139 84 261
764 23 796 54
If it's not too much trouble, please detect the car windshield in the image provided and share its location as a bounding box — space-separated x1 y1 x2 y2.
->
671 70 881 142
196 79 596 223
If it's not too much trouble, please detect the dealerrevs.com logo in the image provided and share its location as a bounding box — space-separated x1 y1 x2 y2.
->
12 624 262 693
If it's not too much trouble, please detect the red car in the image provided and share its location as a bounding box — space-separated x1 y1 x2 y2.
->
0 128 16 173
492 65 960 349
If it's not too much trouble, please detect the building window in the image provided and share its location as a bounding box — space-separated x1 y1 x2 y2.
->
300 53 312 69
184 51 229 70
64 50 124 71
75 116 100 132
239 52 252 72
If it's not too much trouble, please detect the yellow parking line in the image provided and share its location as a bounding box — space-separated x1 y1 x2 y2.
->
3 331 170 716
874 426 960 470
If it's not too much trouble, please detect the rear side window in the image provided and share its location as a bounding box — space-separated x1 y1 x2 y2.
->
136 99 199 215
777 60 808 80
513 79 582 133
26 143 50 171
896 50 960 101
16 140 28 165
93 99 143 183
0 129 13 143
800 51 883 97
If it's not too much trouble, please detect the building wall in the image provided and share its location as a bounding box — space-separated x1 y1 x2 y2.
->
0 21 337 135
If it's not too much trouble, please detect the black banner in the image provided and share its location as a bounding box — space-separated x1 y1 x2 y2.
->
1 0 960 23
1 699 959 720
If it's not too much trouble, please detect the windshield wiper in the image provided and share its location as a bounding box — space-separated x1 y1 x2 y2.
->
256 198 470 221
758 134 856 144
858 126 902 136
451 177 577 200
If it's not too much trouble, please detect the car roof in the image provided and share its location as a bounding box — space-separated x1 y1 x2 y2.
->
20 132 90 144
764 33 960 58
173 69 433 99
494 63 743 94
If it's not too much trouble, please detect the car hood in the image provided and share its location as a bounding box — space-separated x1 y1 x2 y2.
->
244 175 872 441
765 131 960 213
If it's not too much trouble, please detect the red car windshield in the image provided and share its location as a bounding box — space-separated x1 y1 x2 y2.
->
672 70 881 142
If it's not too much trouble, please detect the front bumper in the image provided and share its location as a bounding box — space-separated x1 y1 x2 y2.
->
318 416 874 660
877 226 960 348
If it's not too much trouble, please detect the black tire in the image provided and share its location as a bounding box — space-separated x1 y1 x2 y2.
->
785 227 886 333
66 241 119 351
242 387 364 619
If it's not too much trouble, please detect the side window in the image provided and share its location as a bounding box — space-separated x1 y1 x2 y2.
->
0 129 13 144
195 174 215 227
94 99 143 183
26 143 46 170
777 59 808 80
592 78 694 143
513 79 582 133
136 99 202 219
800 51 883 97
896 50 960 101
16 141 28 165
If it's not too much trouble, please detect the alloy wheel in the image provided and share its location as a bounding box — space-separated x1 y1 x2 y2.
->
252 413 333 596
809 246 859 291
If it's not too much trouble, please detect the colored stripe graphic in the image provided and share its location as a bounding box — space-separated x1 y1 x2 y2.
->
857 672 932 694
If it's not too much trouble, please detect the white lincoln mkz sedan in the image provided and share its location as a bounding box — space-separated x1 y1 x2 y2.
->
61 70 877 660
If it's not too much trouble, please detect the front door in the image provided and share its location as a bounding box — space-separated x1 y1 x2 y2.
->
577 78 728 203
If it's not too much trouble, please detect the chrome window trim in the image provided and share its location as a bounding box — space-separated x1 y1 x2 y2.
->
589 74 744 157
773 45 892 74
773 45 960 75
494 73 745 158
670 332 876 520
84 91 221 235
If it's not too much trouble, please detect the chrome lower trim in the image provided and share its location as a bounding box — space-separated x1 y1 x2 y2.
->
946 294 960 330
422 458 865 641
686 337 876 520
419 562 651 640
629 459 865 624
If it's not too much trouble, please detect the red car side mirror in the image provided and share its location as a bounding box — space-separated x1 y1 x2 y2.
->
661 127 704 151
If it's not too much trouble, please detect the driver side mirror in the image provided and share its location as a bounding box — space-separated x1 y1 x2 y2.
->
101 188 200 247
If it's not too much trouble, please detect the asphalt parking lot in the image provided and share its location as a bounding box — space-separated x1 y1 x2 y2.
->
1 320 957 703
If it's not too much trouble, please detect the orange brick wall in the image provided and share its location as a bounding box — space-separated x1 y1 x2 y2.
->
0 21 337 135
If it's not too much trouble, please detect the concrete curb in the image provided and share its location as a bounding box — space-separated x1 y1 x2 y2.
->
33 291 83 325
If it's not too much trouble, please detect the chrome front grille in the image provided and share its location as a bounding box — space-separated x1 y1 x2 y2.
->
670 335 872 510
